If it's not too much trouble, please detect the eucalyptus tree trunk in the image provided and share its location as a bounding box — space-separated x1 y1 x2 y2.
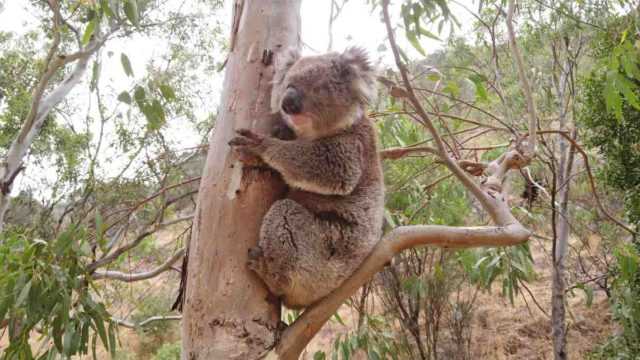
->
551 54 575 360
180 1 301 359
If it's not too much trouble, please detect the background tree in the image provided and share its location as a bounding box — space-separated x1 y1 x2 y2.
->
0 0 223 357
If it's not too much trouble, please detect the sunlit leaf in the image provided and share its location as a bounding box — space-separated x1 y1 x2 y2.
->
120 53 134 77
100 0 114 18
117 91 131 104
159 84 176 101
123 0 139 26
82 17 98 45
406 30 426 56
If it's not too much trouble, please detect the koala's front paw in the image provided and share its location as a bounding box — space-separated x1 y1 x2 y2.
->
230 129 265 145
229 129 266 165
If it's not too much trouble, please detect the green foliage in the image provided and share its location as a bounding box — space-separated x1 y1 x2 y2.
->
0 227 115 359
130 294 180 357
589 244 640 359
0 31 68 161
457 244 536 304
153 341 181 360
325 314 405 360
0 0 220 357
596 22 640 120
399 0 456 57
579 18 640 228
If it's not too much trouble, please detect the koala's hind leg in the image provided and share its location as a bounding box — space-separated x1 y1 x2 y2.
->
255 199 327 306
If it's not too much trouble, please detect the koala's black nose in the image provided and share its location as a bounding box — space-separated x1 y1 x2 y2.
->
281 87 303 115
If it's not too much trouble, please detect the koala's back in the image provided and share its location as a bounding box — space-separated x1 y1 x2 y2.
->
287 116 384 250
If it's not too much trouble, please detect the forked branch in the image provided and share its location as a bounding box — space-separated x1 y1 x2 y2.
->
274 146 531 360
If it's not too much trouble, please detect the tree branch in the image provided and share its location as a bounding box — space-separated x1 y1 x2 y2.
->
113 315 182 329
540 131 635 235
275 223 529 359
380 146 439 160
93 248 185 282
506 0 537 156
0 10 116 232
379 0 503 219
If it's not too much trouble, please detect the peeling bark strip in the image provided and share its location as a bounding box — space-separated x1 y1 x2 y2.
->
181 1 301 359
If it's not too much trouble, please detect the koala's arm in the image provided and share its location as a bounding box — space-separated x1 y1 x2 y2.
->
261 136 363 196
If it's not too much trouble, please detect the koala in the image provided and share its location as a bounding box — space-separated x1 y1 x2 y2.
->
229 47 384 309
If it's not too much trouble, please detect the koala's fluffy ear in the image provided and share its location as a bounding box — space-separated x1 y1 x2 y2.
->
340 47 377 104
271 47 301 112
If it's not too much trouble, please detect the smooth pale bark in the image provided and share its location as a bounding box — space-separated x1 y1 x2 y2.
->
551 54 574 360
0 52 93 233
180 1 301 359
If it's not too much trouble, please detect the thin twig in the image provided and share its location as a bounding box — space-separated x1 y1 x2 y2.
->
380 146 439 160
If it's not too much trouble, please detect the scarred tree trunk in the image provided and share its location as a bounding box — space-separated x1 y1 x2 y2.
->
181 1 301 359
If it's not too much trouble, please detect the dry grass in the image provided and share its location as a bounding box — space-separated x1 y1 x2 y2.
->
2 228 614 359
300 235 614 359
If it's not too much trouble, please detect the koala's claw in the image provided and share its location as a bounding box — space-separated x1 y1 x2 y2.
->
236 129 264 142
228 136 254 147
247 257 260 272
272 123 296 140
247 246 265 272
248 246 264 259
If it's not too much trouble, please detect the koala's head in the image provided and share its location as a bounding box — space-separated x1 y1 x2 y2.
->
271 47 376 139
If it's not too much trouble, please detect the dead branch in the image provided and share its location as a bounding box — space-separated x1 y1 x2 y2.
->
88 213 192 272
93 248 185 282
538 131 635 235
380 146 439 160
113 315 182 329
458 160 487 177
104 177 200 232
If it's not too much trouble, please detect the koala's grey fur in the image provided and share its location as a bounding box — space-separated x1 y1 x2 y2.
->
230 47 384 309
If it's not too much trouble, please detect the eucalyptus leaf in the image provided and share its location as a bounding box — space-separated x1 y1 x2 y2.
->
120 53 134 77
82 18 98 45
123 0 139 26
